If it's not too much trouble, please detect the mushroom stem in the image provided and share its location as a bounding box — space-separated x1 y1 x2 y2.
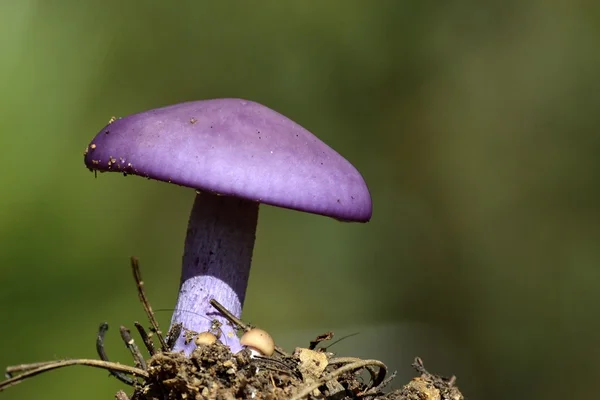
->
170 192 259 354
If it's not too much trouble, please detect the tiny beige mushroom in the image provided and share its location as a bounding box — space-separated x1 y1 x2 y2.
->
240 328 275 357
194 331 217 347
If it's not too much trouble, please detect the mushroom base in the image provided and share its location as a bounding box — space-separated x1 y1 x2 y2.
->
170 192 259 354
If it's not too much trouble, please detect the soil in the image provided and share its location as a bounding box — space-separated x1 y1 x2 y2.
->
120 337 464 400
0 257 464 399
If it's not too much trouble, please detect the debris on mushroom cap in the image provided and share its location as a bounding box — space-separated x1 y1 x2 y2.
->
194 332 217 346
83 98 372 222
240 328 275 356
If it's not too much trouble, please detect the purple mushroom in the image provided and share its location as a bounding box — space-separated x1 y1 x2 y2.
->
83 99 372 354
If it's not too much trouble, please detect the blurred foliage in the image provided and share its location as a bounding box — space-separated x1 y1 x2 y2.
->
1 1 599 399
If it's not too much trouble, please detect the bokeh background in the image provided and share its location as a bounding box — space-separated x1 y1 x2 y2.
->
1 1 599 399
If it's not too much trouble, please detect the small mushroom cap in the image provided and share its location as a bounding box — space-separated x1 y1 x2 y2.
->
194 331 217 346
83 99 372 222
240 328 275 356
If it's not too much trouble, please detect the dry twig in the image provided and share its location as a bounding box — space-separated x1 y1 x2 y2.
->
289 359 388 400
0 359 147 392
130 256 167 351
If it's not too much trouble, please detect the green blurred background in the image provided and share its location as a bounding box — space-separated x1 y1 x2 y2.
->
1 1 599 399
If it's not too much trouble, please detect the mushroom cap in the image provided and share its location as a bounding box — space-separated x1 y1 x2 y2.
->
240 328 275 356
194 331 217 346
83 99 372 222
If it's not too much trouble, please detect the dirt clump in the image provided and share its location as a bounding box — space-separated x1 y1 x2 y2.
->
124 339 463 400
